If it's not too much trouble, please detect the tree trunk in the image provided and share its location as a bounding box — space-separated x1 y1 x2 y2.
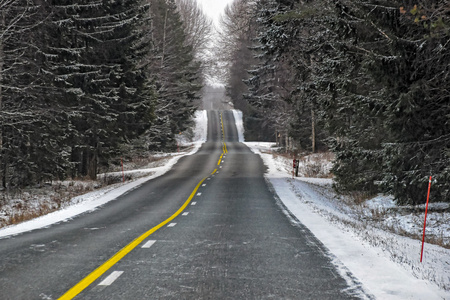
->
87 150 98 180
161 8 168 67
285 131 288 153
311 108 316 153
0 11 4 188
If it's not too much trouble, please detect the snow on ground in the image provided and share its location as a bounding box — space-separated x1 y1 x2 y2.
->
0 110 208 239
237 112 449 299
1 109 449 299
246 143 450 299
231 109 245 142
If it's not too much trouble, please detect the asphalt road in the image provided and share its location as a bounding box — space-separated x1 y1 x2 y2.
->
0 110 367 299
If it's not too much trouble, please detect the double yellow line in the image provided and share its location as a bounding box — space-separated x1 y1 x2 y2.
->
220 112 228 155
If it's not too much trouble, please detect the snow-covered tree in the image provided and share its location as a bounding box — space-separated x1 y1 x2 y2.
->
216 0 275 141
146 0 202 151
373 2 450 204
0 0 157 185
0 0 69 187
244 0 450 204
0 0 209 187
55 0 155 180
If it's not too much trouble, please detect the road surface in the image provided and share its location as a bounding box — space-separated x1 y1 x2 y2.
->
0 109 367 299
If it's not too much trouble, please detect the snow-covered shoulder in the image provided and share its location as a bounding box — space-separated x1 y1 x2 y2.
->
190 110 208 147
0 110 209 239
245 142 450 300
231 109 245 142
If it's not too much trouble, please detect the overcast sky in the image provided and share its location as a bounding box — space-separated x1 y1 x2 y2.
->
196 0 234 26
195 0 235 86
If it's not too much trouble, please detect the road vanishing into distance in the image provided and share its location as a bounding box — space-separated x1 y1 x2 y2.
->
0 97 369 299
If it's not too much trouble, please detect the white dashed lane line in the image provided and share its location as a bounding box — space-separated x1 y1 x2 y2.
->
141 240 156 249
98 271 124 286
89 156 216 294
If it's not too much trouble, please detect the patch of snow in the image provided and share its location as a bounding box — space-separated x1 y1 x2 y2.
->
297 177 333 186
2 110 449 300
193 110 208 143
231 109 245 142
245 142 450 299
244 142 277 154
365 195 397 210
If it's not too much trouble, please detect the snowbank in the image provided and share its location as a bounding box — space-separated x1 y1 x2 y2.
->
245 142 450 299
0 110 208 239
231 109 245 142
2 108 449 300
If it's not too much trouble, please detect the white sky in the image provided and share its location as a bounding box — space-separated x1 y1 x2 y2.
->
196 0 235 26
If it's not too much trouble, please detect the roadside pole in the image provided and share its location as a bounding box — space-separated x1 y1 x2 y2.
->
121 158 125 183
292 159 299 178
292 159 296 178
420 176 432 262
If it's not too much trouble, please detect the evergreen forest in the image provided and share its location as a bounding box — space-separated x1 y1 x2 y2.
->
0 0 210 186
1 0 449 206
219 0 450 205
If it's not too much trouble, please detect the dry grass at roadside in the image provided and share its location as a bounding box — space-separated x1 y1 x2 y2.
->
0 180 96 228
346 190 450 249
269 151 334 178
0 153 173 229
272 151 450 250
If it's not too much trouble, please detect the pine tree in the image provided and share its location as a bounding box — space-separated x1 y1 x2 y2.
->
1 0 207 187
376 2 450 204
0 0 69 187
245 0 330 148
218 0 276 141
43 0 155 180
226 0 450 204
0 0 156 185
147 0 202 151
314 0 390 194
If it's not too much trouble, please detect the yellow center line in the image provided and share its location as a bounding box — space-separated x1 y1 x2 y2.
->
220 113 225 138
60 111 229 299
220 112 228 154
58 172 213 300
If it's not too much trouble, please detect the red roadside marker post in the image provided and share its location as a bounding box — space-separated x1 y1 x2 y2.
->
420 176 432 263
